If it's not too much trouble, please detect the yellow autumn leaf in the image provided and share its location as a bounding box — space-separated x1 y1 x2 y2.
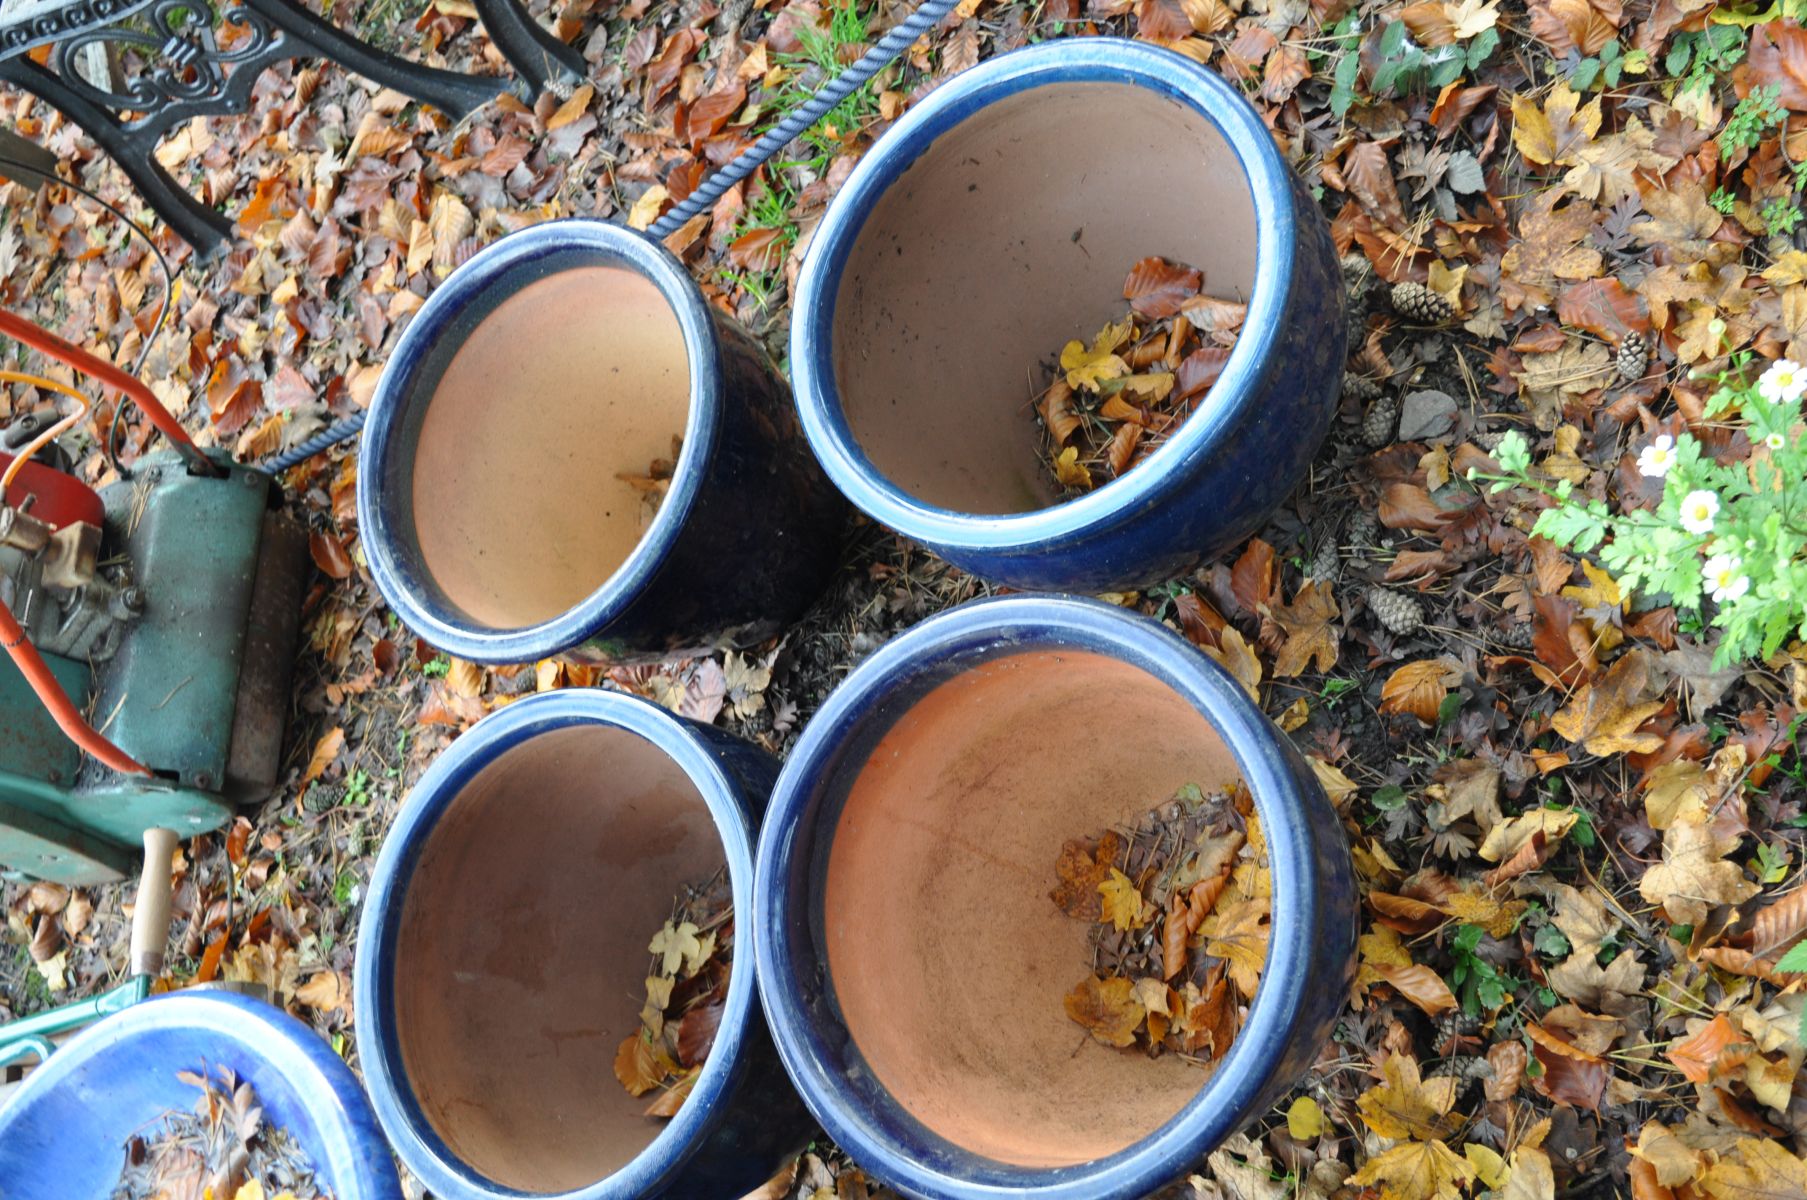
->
1476 808 1577 863
1349 1137 1476 1200
1119 372 1175 403
1053 446 1093 490
1511 82 1601 167
1063 975 1145 1047
1202 625 1262 704
1503 1145 1556 1200
1203 896 1269 997
1638 817 1760 926
1061 319 1133 391
1287 1095 1326 1139
1466 1143 1509 1189
1098 868 1148 932
233 1183 265 1200
1560 559 1625 612
1446 0 1501 38
1701 1135 1807 1200
1426 259 1468 309
1356 1053 1460 1141
1309 755 1358 807
628 184 670 231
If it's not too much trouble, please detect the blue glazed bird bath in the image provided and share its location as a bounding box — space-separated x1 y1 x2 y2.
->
359 218 845 666
789 38 1345 592
0 990 401 1200
752 594 1356 1200
355 689 810 1200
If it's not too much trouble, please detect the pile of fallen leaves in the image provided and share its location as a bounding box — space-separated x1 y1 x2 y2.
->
1037 257 1244 492
1055 783 1269 1061
113 1068 329 1200
612 866 732 1118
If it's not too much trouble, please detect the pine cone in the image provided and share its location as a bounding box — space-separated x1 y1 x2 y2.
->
1346 509 1379 550
1344 374 1382 403
1362 394 1400 448
1339 252 1375 298
1391 281 1455 324
1472 430 1508 451
1616 331 1649 383
1495 622 1534 650
1308 535 1342 583
1366 585 1424 635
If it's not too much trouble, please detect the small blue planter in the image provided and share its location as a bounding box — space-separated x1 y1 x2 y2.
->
359 219 845 666
0 991 400 1200
753 595 1355 1200
356 689 810 1200
790 39 1344 592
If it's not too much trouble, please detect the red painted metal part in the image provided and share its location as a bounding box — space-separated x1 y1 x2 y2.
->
0 452 105 530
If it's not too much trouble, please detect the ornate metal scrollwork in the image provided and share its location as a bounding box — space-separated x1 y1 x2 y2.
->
47 0 278 122
1 0 144 60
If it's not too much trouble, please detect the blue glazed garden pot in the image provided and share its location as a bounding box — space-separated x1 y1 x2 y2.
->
0 991 401 1199
359 218 845 666
355 689 811 1200
790 39 1345 592
752 595 1355 1200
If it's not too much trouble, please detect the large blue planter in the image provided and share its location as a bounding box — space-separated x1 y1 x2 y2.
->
0 991 401 1199
790 39 1344 592
752 595 1355 1200
359 219 846 666
355 689 810 1200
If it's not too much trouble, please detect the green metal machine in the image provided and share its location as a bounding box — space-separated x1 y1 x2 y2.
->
1 446 307 884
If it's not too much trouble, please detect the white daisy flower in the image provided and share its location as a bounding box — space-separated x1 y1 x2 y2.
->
1678 489 1719 535
1759 358 1807 405
1764 430 1787 451
1637 434 1677 477
1702 554 1749 604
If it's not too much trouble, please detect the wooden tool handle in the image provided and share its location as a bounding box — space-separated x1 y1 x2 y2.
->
130 828 179 978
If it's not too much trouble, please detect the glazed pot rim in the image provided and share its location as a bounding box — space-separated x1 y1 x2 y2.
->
752 594 1324 1199
353 689 762 1200
357 219 720 665
789 39 1296 554
0 990 400 1199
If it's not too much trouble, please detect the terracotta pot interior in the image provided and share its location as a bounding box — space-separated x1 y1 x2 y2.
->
409 264 692 630
823 649 1248 1168
829 81 1259 516
393 724 726 1193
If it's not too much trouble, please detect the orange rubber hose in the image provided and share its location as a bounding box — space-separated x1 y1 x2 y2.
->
0 371 90 494
0 595 150 776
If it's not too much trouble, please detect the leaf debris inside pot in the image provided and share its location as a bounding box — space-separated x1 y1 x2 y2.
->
1034 257 1246 494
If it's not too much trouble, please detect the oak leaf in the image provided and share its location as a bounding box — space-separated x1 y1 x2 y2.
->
1512 82 1600 166
1203 626 1262 703
1356 1053 1460 1141
1700 1135 1807 1200
1064 976 1144 1047
1266 580 1340 676
1639 819 1759 925
1099 868 1150 932
1349 1137 1475 1200
1204 897 1268 997
1053 447 1093 490
1051 832 1124 920
1551 650 1664 755
1062 320 1133 392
